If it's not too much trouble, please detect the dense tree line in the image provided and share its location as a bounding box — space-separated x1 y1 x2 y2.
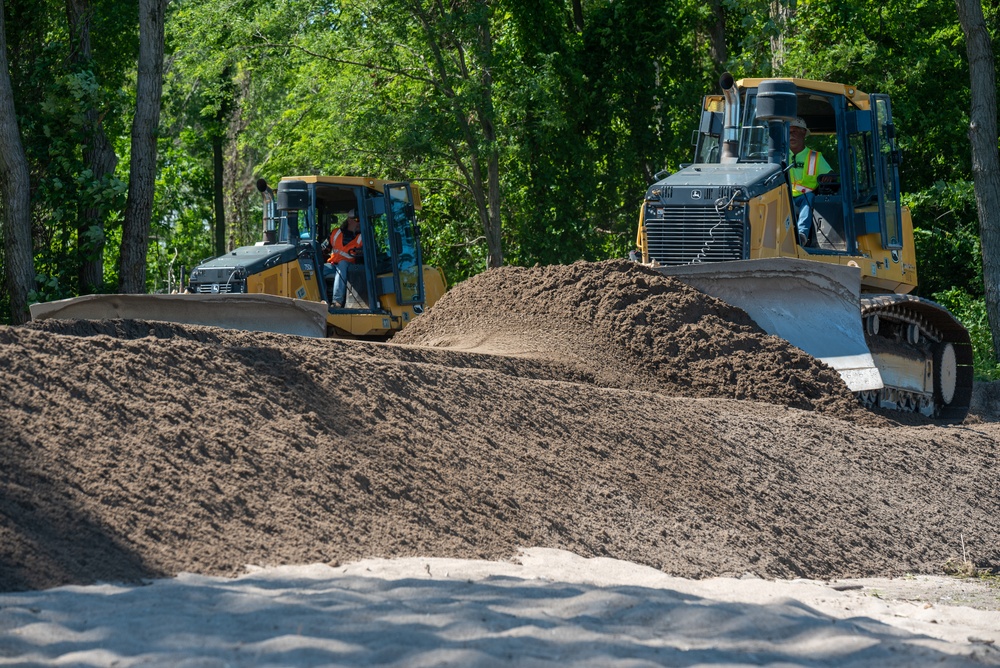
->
1 0 998 374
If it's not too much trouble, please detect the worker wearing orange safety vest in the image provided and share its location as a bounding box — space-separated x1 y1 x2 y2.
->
323 209 363 308
788 117 832 247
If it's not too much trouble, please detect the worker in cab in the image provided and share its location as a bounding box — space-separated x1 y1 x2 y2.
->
789 117 832 247
323 209 362 308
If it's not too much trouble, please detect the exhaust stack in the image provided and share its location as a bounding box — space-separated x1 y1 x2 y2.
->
719 72 740 163
257 179 277 244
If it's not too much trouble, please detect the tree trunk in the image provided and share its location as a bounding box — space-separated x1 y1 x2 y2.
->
769 1 792 72
477 14 502 268
709 0 727 68
210 70 235 256
224 70 255 250
67 0 118 294
80 119 117 292
212 128 225 256
571 0 584 33
0 3 34 325
119 0 167 294
956 0 1000 361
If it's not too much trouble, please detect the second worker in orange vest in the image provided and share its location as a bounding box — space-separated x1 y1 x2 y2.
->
324 209 362 308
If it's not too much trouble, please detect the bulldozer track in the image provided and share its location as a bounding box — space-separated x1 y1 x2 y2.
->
859 294 973 422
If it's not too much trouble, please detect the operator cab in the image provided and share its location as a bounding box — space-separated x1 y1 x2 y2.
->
265 176 427 314
693 80 904 258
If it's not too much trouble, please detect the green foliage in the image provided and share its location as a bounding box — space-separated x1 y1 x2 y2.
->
908 180 981 298
578 0 717 260
27 68 129 298
147 130 216 293
725 0 789 75
0 0 136 316
933 288 1000 379
499 4 600 266
779 0 972 191
418 183 490 287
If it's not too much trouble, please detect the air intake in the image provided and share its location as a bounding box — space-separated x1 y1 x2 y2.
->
644 205 746 265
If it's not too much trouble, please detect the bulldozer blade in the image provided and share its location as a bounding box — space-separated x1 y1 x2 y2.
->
654 258 883 393
29 293 330 338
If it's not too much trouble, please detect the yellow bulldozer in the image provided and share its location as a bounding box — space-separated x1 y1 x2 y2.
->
634 74 973 421
30 176 447 339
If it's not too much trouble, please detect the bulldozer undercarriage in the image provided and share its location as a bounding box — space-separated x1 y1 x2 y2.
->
857 295 973 421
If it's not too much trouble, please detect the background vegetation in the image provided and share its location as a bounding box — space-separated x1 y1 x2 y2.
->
1 0 998 376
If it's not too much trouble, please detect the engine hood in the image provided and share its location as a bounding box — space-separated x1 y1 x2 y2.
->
646 163 785 205
192 244 299 281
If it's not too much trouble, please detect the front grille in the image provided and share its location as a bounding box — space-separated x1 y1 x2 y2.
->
644 204 746 265
191 281 246 294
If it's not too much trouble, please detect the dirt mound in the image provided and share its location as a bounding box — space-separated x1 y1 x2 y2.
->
2 261 999 593
395 260 868 419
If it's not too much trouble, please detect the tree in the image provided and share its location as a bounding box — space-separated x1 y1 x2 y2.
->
955 0 1000 361
162 0 282 255
399 0 503 267
119 0 168 294
66 0 120 294
0 2 34 325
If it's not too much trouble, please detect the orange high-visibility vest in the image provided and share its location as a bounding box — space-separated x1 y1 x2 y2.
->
327 227 361 264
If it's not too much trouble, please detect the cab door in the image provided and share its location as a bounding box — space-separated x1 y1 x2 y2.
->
384 183 425 306
871 94 903 249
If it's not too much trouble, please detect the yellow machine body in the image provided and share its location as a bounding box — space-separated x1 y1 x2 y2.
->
635 75 972 420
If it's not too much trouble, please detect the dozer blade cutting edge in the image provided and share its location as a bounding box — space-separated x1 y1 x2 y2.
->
28 293 330 339
654 258 883 393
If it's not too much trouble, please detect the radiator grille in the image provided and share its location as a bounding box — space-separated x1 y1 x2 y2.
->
644 205 746 265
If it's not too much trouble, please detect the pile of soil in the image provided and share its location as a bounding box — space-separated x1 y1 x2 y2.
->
2 260 998 593
395 260 868 418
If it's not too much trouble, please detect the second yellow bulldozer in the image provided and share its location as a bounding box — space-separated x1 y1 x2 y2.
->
31 176 447 340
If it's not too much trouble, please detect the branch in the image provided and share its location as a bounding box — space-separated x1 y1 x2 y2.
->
411 175 472 195
250 37 448 94
450 236 486 248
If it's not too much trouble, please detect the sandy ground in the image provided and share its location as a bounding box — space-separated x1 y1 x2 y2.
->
2 259 999 665
1 549 998 667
